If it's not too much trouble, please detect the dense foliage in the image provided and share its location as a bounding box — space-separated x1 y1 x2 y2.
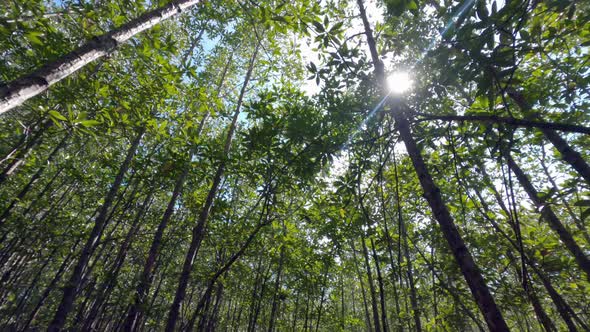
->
0 0 589 330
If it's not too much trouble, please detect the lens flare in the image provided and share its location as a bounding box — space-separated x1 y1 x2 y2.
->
387 71 413 94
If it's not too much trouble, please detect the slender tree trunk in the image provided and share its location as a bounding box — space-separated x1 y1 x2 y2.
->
255 263 272 332
339 271 345 330
0 117 43 166
413 241 487 332
507 90 590 183
234 304 243 332
377 165 402 329
291 291 300 331
314 273 328 332
351 241 373 332
0 134 68 225
303 292 310 332
350 281 358 331
431 243 439 327
82 192 153 330
143 257 171 322
268 245 285 332
360 233 381 332
0 254 28 300
417 113 590 135
370 238 389 332
206 282 224 331
186 200 273 332
47 126 145 331
355 0 509 329
471 183 583 332
247 255 269 332
198 287 214 331
224 298 234 331
540 146 590 245
21 240 80 331
506 251 556 332
505 153 590 279
123 53 231 332
0 119 51 185
122 165 189 331
10 247 58 322
249 259 263 332
0 0 201 115
21 165 63 217
164 43 259 332
392 150 422 332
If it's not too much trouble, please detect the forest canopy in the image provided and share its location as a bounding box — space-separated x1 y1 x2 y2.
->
0 0 589 331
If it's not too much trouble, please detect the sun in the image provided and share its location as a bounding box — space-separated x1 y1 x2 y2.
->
387 71 413 94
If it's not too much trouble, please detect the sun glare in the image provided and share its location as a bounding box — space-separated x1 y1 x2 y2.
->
387 71 413 94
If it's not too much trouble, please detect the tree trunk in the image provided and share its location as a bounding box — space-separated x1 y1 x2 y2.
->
472 180 583 332
303 292 310 332
10 247 58 323
123 54 231 331
369 238 389 332
506 251 556 332
507 90 590 184
47 126 145 331
339 271 345 330
0 0 200 115
505 153 590 279
0 119 51 186
416 113 590 135
351 241 373 332
291 292 300 331
0 134 68 225
413 241 487 332
247 254 269 332
21 240 80 331
0 117 43 166
82 192 153 331
164 42 259 332
122 164 189 331
206 281 224 331
539 146 590 245
186 200 273 332
377 161 402 329
355 0 509 329
360 233 381 332
392 150 422 332
314 273 327 332
20 165 63 218
268 245 285 332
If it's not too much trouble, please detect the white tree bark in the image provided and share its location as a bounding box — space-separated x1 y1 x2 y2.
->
0 0 200 115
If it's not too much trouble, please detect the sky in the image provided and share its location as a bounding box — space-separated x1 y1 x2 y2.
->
298 0 384 96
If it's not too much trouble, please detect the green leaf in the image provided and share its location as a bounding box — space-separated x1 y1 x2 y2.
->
25 31 44 46
308 62 317 73
79 120 101 127
406 0 418 11
330 22 344 33
113 15 126 26
49 110 67 121
476 0 489 20
272 16 288 23
312 21 324 32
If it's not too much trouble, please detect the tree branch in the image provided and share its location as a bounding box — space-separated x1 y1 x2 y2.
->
415 113 590 135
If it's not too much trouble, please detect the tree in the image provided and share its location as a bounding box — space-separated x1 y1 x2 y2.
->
0 0 589 330
0 0 200 115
